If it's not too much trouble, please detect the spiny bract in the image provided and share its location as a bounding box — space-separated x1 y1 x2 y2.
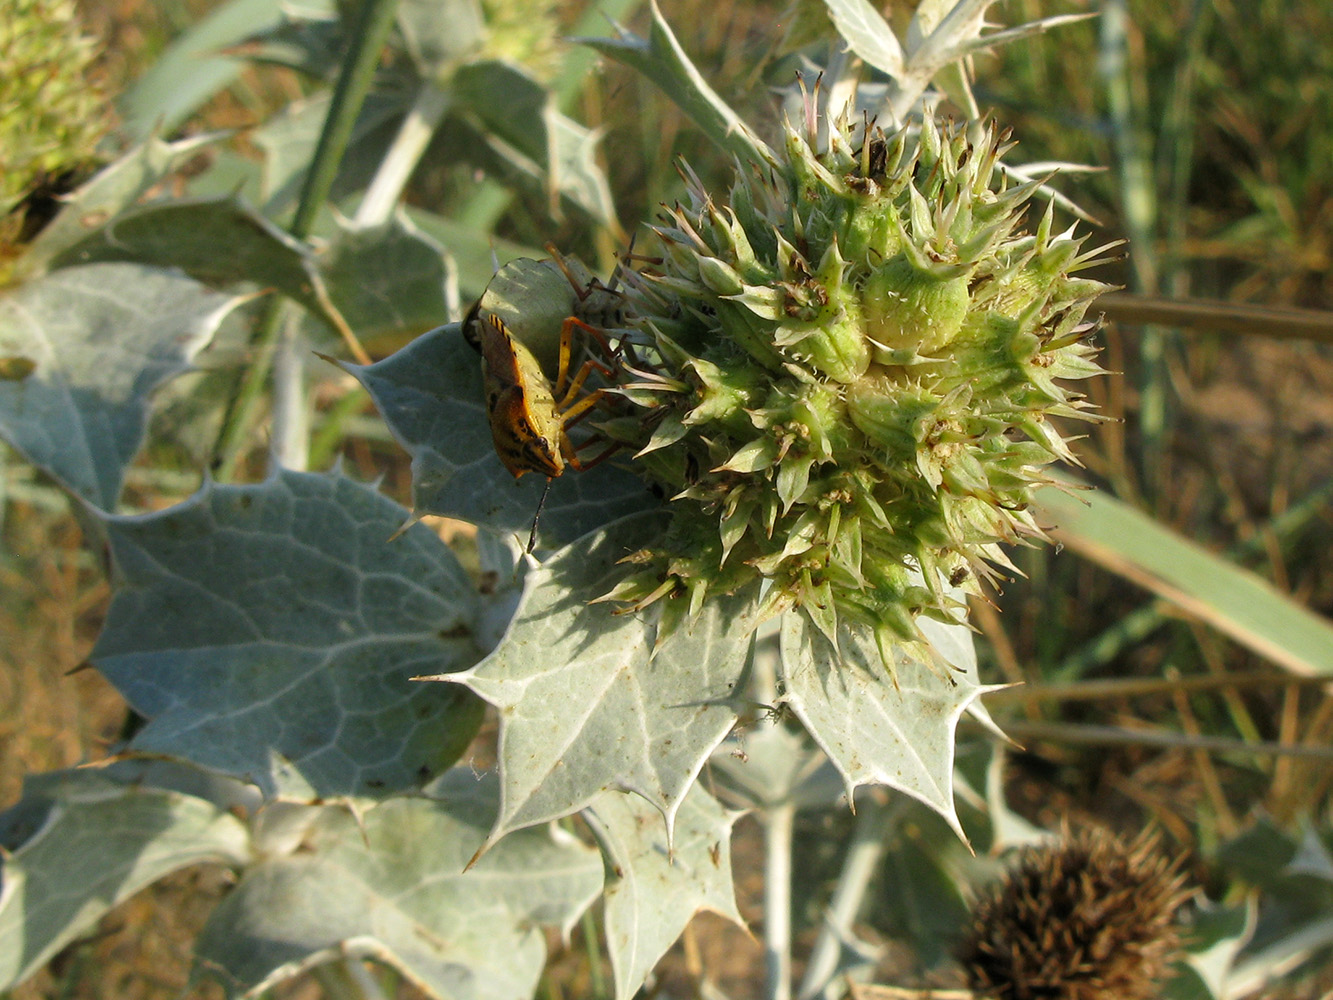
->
600 112 1112 663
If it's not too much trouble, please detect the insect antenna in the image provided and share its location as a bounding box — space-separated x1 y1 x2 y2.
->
527 477 554 553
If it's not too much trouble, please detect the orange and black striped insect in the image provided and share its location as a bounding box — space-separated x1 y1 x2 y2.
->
466 308 616 481
463 256 627 547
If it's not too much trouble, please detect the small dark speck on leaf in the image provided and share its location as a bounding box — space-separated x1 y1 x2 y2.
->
0 356 36 380
438 623 472 640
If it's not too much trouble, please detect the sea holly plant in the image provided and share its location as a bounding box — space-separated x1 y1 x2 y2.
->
0 1 1138 999
352 105 1111 850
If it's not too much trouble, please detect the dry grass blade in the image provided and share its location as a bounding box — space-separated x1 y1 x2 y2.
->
1099 292 1333 342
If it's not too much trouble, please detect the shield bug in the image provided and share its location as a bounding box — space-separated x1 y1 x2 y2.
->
467 309 614 480
464 255 625 493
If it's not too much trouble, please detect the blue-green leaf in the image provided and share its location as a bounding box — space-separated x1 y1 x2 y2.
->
48 195 351 339
196 770 602 999
429 513 760 851
397 0 486 77
779 612 990 840
0 769 252 991
314 212 454 344
586 785 743 1000
15 135 221 279
823 0 905 77
451 60 617 224
92 469 485 800
404 206 541 301
578 0 775 169
0 263 239 509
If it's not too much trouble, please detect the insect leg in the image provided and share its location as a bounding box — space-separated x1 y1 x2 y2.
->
554 316 617 406
558 387 609 428
566 440 622 472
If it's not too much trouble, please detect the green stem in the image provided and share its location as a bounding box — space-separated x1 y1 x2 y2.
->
763 799 795 1000
797 795 896 999
580 905 607 998
308 385 372 470
290 0 402 242
212 0 401 480
1099 0 1167 498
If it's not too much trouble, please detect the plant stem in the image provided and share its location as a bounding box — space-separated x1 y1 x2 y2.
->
988 668 1333 705
580 905 607 999
1097 293 1333 342
1099 0 1167 498
270 312 309 471
355 81 453 227
797 795 894 1000
997 720 1333 761
763 799 796 1000
212 0 401 480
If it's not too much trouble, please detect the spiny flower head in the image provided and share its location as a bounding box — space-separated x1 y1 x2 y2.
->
477 0 561 79
0 0 107 221
601 110 1112 661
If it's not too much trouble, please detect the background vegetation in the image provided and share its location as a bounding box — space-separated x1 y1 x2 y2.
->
2 0 1332 996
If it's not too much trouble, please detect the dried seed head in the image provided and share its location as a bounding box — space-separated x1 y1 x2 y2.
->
957 829 1192 1000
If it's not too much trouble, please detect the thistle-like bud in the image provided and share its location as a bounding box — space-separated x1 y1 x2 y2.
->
0 0 109 254
603 110 1112 659
957 829 1191 1000
476 0 561 79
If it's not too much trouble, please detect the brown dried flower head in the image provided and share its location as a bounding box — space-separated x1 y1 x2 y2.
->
958 828 1191 1000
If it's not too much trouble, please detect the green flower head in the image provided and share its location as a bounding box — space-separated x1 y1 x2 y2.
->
598 110 1112 664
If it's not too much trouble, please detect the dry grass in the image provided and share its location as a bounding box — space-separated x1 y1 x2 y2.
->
0 493 228 1000
0 498 118 804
